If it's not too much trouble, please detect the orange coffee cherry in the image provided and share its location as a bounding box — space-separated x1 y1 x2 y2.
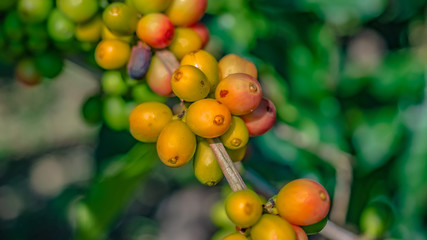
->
221 232 248 240
276 179 330 226
220 116 249 150
186 98 231 138
291 225 309 240
156 120 196 167
251 214 296 240
95 39 131 69
165 0 207 27
129 102 172 142
171 65 210 102
224 189 263 228
215 73 262 115
181 49 220 92
168 27 202 60
218 54 257 79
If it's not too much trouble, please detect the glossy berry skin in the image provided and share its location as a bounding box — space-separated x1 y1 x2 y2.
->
127 41 152 79
132 0 171 14
221 233 248 240
137 13 175 49
186 98 231 138
101 24 133 43
215 73 262 115
168 28 202 60
225 189 263 228
129 102 172 142
156 120 196 167
291 225 309 240
240 98 276 136
95 39 131 69
57 0 98 23
220 116 249 150
76 15 102 43
146 55 174 96
276 179 330 226
251 214 296 240
218 54 257 79
102 2 139 35
226 146 247 162
171 65 210 102
165 0 207 27
181 50 220 92
189 22 210 48
193 140 223 186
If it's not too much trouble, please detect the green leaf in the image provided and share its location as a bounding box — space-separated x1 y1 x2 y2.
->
74 143 158 240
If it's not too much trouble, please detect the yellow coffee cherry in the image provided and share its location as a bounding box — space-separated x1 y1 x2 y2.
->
168 27 202 60
251 214 296 240
171 65 210 102
224 189 263 228
129 102 172 142
181 50 220 93
226 145 247 162
193 140 223 186
220 116 249 150
76 15 102 43
156 120 196 167
222 232 248 240
186 98 231 138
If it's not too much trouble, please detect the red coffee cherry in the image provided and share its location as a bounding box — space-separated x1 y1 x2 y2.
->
240 98 276 136
136 13 175 49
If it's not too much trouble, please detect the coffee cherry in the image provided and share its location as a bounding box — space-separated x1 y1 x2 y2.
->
276 179 330 226
224 189 263 228
215 73 262 115
101 71 128 95
171 65 210 102
47 9 75 42
57 0 98 23
240 98 276 137
75 15 102 43
181 50 220 92
146 55 174 96
222 233 248 240
81 94 103 126
250 214 296 240
165 0 207 27
103 96 129 131
129 102 172 142
17 0 53 23
220 116 249 150
102 2 139 35
218 54 257 79
95 39 131 69
137 13 175 49
168 28 202 60
127 41 152 80
101 24 133 43
291 225 308 240
226 146 247 162
189 22 210 48
186 98 231 138
193 140 223 186
156 120 196 167
132 0 171 14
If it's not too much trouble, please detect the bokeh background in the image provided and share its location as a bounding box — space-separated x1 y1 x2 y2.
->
1 0 427 239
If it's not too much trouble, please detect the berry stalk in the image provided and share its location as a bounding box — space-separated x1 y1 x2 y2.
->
207 137 247 191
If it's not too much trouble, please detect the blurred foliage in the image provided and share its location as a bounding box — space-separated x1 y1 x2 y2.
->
1 0 427 239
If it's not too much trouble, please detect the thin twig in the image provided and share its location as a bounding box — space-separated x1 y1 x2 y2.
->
207 138 247 192
274 123 353 224
321 221 360 240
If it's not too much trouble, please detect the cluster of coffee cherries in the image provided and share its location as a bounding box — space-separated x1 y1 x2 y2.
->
129 51 277 184
221 179 330 240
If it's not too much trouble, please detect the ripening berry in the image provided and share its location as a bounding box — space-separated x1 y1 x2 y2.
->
291 225 309 240
220 116 249 150
137 13 175 49
129 102 173 142
146 55 174 96
221 233 248 240
168 27 202 60
171 65 210 102
95 39 131 69
226 145 247 162
225 189 263 228
218 54 257 79
215 73 262 115
186 98 231 138
240 98 276 136
102 2 139 35
189 22 210 48
193 140 223 186
165 0 207 27
156 120 196 167
181 50 220 92
251 214 296 240
276 179 330 226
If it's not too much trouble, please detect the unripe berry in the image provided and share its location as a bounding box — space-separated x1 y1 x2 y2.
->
168 28 202 60
220 116 249 150
224 189 263 228
181 50 220 92
251 214 296 240
193 140 223 186
171 65 210 102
